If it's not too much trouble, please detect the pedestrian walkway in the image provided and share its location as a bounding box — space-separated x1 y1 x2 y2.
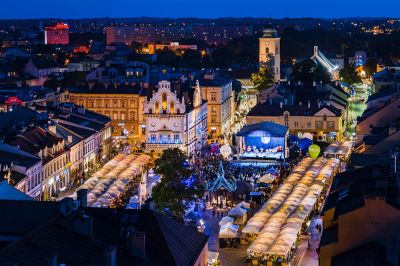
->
299 215 322 266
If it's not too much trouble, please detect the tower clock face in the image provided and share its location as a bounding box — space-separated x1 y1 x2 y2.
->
151 122 156 127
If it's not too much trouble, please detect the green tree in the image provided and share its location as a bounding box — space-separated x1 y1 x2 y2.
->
364 58 378 78
251 64 275 92
339 64 362 84
152 148 204 219
292 59 331 82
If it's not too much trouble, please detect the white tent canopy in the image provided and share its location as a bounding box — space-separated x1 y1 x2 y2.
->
219 223 239 238
219 216 235 227
258 173 276 184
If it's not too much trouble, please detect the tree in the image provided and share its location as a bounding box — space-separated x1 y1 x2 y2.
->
339 64 362 84
364 58 378 78
292 59 331 82
152 148 204 219
251 64 275 92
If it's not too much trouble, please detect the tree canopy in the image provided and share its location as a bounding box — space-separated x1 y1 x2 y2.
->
339 64 362 84
292 59 331 82
152 148 204 219
251 65 275 92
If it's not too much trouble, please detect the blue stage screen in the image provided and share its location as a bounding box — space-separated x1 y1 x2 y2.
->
242 130 285 159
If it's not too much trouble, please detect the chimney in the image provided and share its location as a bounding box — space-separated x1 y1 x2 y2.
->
269 98 273 105
288 80 291 85
318 101 321 108
284 99 288 105
308 100 311 109
77 189 88 207
299 101 302 106
313 81 316 87
280 102 283 108
67 135 73 143
298 80 301 85
104 245 117 266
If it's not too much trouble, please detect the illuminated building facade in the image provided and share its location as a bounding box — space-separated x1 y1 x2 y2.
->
259 28 281 82
145 80 208 157
68 84 147 141
199 74 235 138
44 23 69 45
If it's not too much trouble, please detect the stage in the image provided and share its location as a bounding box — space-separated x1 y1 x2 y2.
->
236 121 289 160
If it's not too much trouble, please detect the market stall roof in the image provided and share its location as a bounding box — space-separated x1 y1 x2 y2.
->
259 174 276 184
228 206 247 217
219 223 239 238
219 216 234 227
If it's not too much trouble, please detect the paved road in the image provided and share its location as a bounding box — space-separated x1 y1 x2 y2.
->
345 83 369 139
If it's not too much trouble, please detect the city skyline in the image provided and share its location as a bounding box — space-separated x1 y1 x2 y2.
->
2 0 400 19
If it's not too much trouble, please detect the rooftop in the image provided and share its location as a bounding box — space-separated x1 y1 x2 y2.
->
237 121 288 137
0 200 208 266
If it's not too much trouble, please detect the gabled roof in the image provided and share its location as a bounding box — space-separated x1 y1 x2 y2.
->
206 162 237 192
237 121 288 137
247 101 342 117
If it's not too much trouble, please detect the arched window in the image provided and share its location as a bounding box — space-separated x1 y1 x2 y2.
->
265 47 270 54
162 93 167 111
170 101 175 114
149 108 153 114
176 108 181 114
155 102 160 114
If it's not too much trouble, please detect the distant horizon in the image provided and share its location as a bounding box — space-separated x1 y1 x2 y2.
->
1 0 399 20
0 16 397 21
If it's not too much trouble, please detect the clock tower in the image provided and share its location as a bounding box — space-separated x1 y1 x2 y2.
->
259 28 281 82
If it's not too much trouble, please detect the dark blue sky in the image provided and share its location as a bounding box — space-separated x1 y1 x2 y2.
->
2 0 400 19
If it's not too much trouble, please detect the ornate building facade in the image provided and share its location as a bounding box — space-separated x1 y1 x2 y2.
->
145 80 208 157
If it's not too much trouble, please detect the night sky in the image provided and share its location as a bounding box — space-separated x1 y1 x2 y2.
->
2 0 399 19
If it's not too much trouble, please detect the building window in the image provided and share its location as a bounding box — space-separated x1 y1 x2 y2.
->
162 93 167 111
327 121 335 129
294 122 299 128
113 101 118 108
121 112 125 120
121 101 125 108
323 114 327 121
150 134 156 143
174 134 180 143
316 121 323 129
170 101 175 114
307 122 312 128
211 106 216 113
148 108 153 114
211 93 216 102
113 113 118 120
284 113 289 127
211 116 216 123
155 102 159 114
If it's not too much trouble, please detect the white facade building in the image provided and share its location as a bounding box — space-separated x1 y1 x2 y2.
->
145 80 208 157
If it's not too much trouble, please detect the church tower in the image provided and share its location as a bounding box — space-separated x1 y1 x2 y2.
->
259 28 281 82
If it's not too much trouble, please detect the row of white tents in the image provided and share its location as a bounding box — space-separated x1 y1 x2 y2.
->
78 154 150 207
244 156 338 260
324 141 353 160
219 201 251 238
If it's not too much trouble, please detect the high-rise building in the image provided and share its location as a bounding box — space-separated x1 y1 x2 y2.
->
44 23 69 45
259 28 281 82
